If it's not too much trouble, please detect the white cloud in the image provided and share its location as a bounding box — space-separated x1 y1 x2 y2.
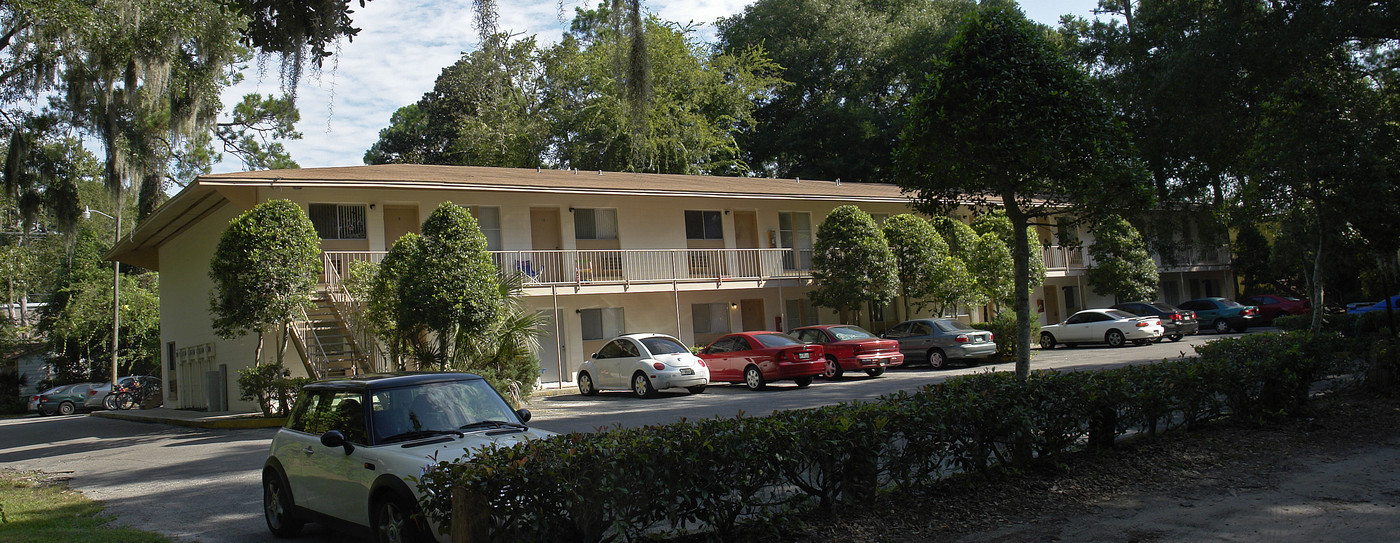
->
214 0 1101 173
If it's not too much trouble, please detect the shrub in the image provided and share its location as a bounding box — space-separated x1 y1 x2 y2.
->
0 369 28 414
971 311 1040 361
236 363 306 417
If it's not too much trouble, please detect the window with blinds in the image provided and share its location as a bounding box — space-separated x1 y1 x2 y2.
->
309 204 367 240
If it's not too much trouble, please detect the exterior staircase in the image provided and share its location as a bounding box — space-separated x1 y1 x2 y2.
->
293 288 367 378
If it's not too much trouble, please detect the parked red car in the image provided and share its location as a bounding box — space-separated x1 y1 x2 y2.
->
698 332 825 390
1240 294 1311 324
789 324 904 378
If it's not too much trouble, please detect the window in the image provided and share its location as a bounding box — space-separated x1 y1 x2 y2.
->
595 340 628 359
580 307 625 340
574 208 618 240
708 336 749 353
692 303 731 335
883 322 911 338
793 329 826 344
934 319 974 333
640 336 688 355
753 333 802 348
472 206 502 251
309 203 367 240
778 211 813 269
911 321 934 336
685 210 723 240
785 299 819 328
828 326 876 341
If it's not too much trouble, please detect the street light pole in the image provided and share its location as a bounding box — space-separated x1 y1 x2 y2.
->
84 206 120 386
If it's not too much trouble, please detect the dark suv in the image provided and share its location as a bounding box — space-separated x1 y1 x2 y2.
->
1110 302 1199 342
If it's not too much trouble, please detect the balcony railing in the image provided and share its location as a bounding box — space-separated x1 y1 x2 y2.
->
322 248 815 292
1041 244 1231 272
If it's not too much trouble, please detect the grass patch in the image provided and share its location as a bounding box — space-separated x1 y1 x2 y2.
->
0 469 170 543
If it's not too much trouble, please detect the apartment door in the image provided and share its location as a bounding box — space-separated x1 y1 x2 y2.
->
733 211 759 276
382 205 420 249
530 208 562 281
740 299 765 331
536 309 567 384
1042 286 1061 324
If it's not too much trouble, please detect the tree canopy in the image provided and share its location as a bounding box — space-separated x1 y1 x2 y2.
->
809 205 898 321
1085 215 1159 303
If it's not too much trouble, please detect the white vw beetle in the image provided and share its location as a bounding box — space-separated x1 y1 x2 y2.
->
262 373 553 543
577 333 710 397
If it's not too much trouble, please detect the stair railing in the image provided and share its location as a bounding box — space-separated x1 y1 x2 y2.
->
322 254 378 374
290 307 330 379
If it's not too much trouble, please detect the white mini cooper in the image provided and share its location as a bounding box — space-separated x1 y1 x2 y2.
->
262 373 553 543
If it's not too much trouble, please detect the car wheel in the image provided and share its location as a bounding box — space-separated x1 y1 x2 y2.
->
116 392 136 410
928 348 947 369
794 376 814 387
103 393 119 411
1168 333 1183 342
1039 333 1055 350
58 401 76 416
743 366 766 391
372 491 426 543
631 372 656 398
1106 329 1126 347
822 356 844 379
686 385 707 394
865 367 885 377
577 372 598 396
263 470 304 538
1214 319 1232 334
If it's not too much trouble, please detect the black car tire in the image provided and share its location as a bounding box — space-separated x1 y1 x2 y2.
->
928 348 948 369
372 491 428 543
1106 329 1126 347
58 401 76 416
263 470 304 538
794 375 814 387
1168 333 1184 342
577 372 598 396
631 372 656 398
865 367 885 377
822 356 844 379
1039 333 1056 350
744 366 766 391
1214 319 1232 334
686 385 707 394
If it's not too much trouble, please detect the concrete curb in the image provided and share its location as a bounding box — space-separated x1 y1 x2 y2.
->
92 410 287 429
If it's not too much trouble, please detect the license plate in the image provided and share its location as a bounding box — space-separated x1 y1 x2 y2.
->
974 336 985 343
798 352 810 360
680 368 695 375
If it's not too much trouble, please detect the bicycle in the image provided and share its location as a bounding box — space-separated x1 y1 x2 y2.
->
104 377 163 410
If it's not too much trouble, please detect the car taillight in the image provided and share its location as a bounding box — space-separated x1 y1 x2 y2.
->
697 359 706 367
1136 321 1150 327
1170 313 1181 321
988 333 994 341
88 390 98 397
954 334 969 343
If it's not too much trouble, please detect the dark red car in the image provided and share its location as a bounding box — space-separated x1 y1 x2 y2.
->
698 332 825 390
790 324 905 378
1240 294 1311 324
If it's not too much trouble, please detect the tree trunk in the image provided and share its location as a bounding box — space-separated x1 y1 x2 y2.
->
1003 194 1032 382
1310 217 1325 333
277 321 287 367
254 330 265 367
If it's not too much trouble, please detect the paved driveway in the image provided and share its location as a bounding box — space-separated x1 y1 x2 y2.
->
0 329 1258 542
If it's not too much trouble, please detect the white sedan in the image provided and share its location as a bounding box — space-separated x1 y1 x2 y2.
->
578 333 710 397
1040 309 1164 349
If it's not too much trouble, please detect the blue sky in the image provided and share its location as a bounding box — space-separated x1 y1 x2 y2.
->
218 0 1104 172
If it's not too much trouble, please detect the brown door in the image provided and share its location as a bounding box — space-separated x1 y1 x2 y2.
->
382 205 420 249
740 299 765 331
531 208 562 281
733 211 759 276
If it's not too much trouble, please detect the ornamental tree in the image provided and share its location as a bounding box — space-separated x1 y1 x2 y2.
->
809 205 898 324
209 199 322 368
1085 215 1159 303
882 214 947 319
896 4 1149 379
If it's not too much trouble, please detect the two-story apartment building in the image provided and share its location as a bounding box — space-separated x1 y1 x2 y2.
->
109 165 1235 412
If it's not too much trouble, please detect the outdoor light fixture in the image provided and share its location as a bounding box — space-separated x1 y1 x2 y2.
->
83 206 121 387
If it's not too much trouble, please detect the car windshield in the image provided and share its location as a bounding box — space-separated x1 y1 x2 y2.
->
640 336 689 355
1105 310 1139 320
1219 299 1242 307
935 319 975 332
827 326 876 340
752 333 802 348
371 379 519 444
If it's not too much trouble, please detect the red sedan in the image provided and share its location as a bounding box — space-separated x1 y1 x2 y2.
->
1240 294 1311 324
790 324 905 378
698 332 825 390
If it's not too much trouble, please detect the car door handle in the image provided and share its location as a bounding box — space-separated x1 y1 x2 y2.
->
302 446 315 455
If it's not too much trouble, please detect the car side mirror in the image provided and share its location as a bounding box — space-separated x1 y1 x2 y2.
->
591 353 597 359
320 430 354 455
515 408 532 423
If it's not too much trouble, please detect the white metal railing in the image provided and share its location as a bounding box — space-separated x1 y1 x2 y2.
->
1043 244 1230 271
1152 245 1232 269
320 255 379 373
1042 245 1089 271
290 307 332 380
323 248 814 292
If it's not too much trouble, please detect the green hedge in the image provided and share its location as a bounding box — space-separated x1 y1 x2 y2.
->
418 331 1350 542
970 311 1041 360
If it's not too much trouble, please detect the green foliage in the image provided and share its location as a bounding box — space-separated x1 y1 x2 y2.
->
809 205 898 315
0 369 28 414
922 216 984 315
373 203 502 370
43 271 160 382
453 272 543 406
213 94 302 171
422 331 1358 540
967 231 1013 307
208 200 321 346
1085 215 1159 302
716 0 976 183
882 214 958 316
235 363 308 417
970 311 1039 361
